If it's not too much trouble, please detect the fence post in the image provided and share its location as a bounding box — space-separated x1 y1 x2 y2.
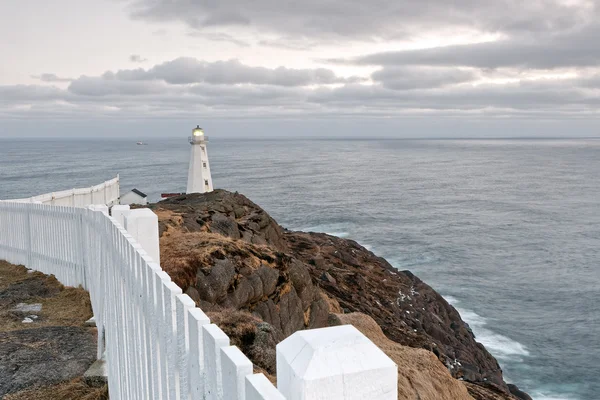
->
245 374 286 400
221 346 253 400
125 208 160 265
276 325 398 400
176 294 196 400
188 308 210 400
111 205 131 227
203 324 230 400
25 203 32 267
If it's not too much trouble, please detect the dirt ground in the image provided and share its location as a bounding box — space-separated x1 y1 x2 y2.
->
0 260 108 399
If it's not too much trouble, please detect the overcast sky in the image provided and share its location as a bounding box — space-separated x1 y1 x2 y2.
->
1 0 599 138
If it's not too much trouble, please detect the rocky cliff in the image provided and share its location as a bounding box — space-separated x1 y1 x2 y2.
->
151 190 529 400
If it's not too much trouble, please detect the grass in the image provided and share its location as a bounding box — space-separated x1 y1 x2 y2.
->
4 378 108 400
0 261 92 333
160 230 278 290
0 260 101 398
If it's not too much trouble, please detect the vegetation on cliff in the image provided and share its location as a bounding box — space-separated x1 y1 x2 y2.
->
153 190 530 400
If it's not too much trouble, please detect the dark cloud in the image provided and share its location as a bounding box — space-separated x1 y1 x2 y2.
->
128 0 593 40
344 23 600 69
129 54 148 63
2 70 598 121
81 57 349 86
371 67 478 90
68 76 169 96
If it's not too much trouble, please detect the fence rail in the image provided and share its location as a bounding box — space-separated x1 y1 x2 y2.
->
0 201 397 400
2 176 120 207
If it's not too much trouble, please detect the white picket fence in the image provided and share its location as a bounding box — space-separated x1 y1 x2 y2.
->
0 201 397 400
2 176 120 207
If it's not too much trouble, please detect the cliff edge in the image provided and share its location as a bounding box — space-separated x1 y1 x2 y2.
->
151 190 529 400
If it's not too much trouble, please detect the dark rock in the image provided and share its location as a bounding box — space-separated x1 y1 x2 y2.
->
209 212 241 239
508 384 534 400
154 189 524 398
320 271 337 284
0 327 97 397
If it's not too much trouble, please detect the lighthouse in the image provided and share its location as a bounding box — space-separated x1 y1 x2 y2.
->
186 125 213 194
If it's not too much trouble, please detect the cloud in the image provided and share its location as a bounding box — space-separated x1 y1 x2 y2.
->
130 54 148 63
31 73 73 83
3 52 600 124
127 0 594 41
79 57 349 87
188 32 250 47
371 67 478 90
2 71 599 122
344 23 600 70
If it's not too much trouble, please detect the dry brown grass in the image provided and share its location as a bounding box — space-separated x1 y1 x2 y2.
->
4 378 108 400
208 309 263 348
0 261 93 332
160 231 278 290
331 313 475 400
0 261 31 289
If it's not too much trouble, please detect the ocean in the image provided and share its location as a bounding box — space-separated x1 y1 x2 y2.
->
1 137 598 400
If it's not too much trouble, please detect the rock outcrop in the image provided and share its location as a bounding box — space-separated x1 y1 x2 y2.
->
153 190 524 399
0 261 102 398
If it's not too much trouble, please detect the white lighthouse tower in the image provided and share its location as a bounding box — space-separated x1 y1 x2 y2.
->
186 125 214 194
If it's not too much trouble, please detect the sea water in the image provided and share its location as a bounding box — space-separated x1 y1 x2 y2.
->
1 137 598 400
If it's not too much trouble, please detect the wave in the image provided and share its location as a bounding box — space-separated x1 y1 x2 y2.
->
290 223 350 238
443 295 530 362
530 394 579 400
442 295 583 400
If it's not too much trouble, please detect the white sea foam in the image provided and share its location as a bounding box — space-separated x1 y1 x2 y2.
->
361 243 373 251
443 295 530 361
529 391 580 400
291 223 350 238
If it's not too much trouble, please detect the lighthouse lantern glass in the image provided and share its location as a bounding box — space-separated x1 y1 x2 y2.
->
193 127 203 136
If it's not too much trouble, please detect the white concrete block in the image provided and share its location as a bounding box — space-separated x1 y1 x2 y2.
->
110 205 130 228
245 374 285 400
221 346 253 400
276 325 398 400
203 323 230 400
124 208 160 264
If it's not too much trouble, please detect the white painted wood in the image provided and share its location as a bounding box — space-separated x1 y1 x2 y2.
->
245 374 286 400
203 324 230 400
176 294 196 400
188 308 210 400
2 176 119 207
0 199 401 400
221 346 253 400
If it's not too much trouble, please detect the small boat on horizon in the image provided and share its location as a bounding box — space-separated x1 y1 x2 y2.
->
136 141 148 145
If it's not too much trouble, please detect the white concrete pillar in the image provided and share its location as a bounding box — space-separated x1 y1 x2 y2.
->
110 205 131 228
276 325 398 400
124 208 160 264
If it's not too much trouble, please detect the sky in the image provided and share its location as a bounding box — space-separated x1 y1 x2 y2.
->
1 0 599 138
